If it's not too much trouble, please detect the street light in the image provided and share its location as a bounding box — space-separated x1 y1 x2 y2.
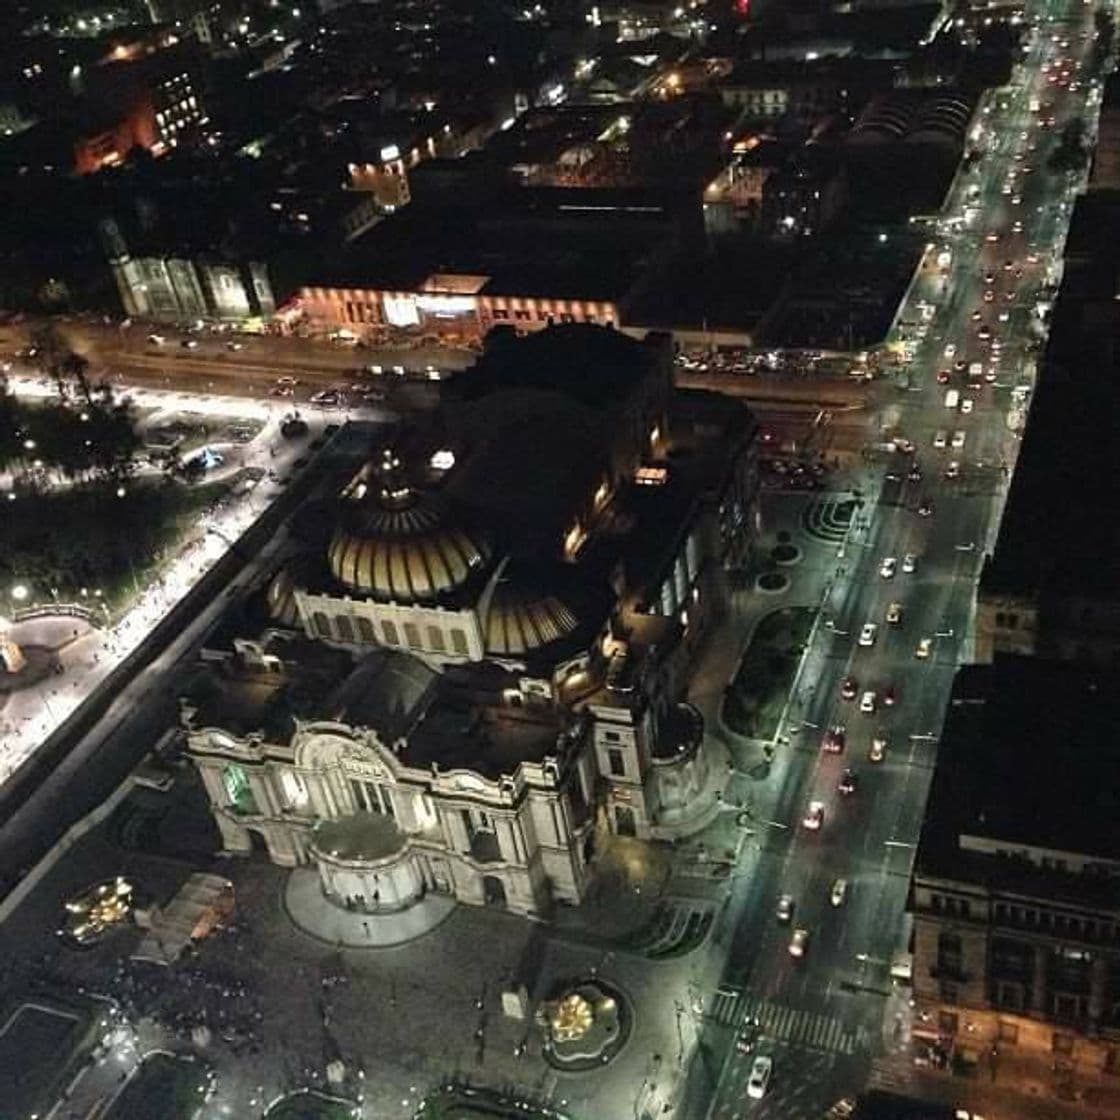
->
10 584 29 602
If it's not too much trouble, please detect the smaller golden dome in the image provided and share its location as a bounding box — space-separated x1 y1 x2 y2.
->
485 574 581 657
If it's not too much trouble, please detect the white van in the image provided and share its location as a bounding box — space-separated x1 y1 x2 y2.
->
943 389 960 410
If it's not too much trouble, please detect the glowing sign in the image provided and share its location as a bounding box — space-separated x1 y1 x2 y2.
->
415 294 476 316
380 144 400 161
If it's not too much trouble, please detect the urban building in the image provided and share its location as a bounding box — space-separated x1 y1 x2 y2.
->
183 325 760 919
975 196 1120 664
282 186 688 343
910 656 1120 1073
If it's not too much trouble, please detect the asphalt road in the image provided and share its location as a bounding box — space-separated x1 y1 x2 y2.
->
688 2 1100 1117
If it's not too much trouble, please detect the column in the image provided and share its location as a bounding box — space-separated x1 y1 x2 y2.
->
497 819 520 865
445 809 470 853
1031 945 1049 1016
1088 955 1108 1026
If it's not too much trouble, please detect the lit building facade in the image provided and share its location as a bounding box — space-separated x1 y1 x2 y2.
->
184 326 760 918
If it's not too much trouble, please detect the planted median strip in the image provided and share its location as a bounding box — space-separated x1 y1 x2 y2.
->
722 607 816 740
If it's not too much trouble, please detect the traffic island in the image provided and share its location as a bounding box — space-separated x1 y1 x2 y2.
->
722 607 815 739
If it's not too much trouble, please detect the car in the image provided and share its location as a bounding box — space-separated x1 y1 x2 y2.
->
907 465 922 483
859 690 877 714
270 385 295 397
983 272 995 285
951 430 967 449
883 685 897 707
840 676 858 700
985 367 998 382
146 333 166 345
788 927 810 958
944 460 961 480
970 310 982 322
961 398 974 415
933 430 948 449
776 895 794 923
858 623 878 647
181 338 199 349
998 310 1010 323
802 802 824 830
886 601 903 624
737 1018 762 1054
936 369 951 384
838 769 857 795
822 726 846 753
1012 220 1023 233
869 737 887 763
977 325 992 341
1012 194 1022 205
830 879 849 907
226 340 244 351
915 637 933 660
942 343 956 358
917 497 935 517
985 232 999 242
276 376 299 386
879 557 897 579
983 289 994 303
747 1054 774 1098
902 553 917 574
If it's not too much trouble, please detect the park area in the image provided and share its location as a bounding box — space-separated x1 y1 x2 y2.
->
104 1051 213 1120
0 994 99 1120
723 607 816 740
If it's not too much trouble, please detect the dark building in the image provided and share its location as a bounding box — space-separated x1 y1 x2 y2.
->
910 656 1120 1074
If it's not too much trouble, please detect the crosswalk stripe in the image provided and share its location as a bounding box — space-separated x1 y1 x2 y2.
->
825 1020 841 1050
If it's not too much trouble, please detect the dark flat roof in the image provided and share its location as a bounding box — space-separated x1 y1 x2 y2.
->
916 657 1120 885
980 346 1120 600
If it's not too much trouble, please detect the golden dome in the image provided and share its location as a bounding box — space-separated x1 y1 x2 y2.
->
328 456 489 603
485 574 581 657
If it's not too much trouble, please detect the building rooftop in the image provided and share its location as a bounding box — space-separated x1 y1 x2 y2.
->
915 657 1120 900
980 339 1120 602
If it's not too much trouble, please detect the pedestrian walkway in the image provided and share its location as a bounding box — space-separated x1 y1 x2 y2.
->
706 986 871 1056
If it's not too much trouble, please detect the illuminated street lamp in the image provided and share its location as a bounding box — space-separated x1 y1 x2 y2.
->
10 584 29 603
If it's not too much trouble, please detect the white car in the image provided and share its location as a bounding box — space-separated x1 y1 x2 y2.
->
802 801 824 830
788 927 810 959
944 460 961 480
146 333 166 346
951 430 967 449
915 637 933 660
961 398 974 415
886 601 903 624
858 623 878 647
943 343 956 358
902 553 918 574
933 430 948 449
831 879 849 907
776 894 794 923
869 737 887 763
747 1055 774 1099
860 690 877 714
879 557 897 579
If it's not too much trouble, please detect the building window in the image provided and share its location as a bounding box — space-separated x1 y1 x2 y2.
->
607 748 626 777
223 765 257 815
604 730 621 743
403 622 421 648
356 617 375 643
450 628 468 655
313 611 331 639
427 625 446 652
335 614 355 642
382 620 399 645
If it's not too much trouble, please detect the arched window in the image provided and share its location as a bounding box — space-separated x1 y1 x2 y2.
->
356 617 375 643
382 620 399 645
312 611 331 639
335 614 355 642
427 625 446 652
403 622 420 648
450 628 468 655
